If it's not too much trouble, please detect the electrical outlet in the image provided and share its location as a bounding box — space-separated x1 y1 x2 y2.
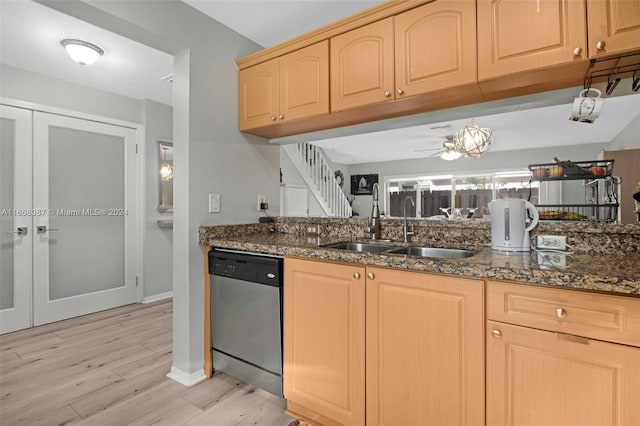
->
537 252 567 269
257 194 266 211
536 235 567 251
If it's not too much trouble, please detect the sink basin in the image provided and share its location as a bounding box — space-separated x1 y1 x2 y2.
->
387 246 476 259
324 242 396 253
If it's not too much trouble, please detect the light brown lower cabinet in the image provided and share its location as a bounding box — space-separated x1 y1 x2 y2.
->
283 257 484 426
486 320 640 426
283 258 366 426
486 280 640 426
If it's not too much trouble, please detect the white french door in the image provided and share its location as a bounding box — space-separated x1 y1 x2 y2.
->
32 112 138 326
0 106 33 334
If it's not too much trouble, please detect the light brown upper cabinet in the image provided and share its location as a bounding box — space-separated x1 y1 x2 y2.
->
587 0 640 58
394 0 478 99
477 0 588 80
330 18 395 112
239 41 329 131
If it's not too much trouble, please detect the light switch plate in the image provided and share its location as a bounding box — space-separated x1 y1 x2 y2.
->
209 193 220 213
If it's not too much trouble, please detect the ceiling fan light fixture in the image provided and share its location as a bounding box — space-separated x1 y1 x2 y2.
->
454 122 492 158
60 38 104 65
440 149 462 161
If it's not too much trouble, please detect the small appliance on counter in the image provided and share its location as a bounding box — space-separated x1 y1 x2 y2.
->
489 198 539 252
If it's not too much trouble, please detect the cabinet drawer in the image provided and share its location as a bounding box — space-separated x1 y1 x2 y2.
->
487 280 640 347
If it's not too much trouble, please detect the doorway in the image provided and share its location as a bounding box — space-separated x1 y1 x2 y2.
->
0 105 139 333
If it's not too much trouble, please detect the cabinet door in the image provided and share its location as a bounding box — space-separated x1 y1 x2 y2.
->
283 258 365 426
395 0 477 98
238 58 279 131
330 17 395 112
366 268 484 426
587 0 640 58
477 0 587 80
279 41 329 122
487 321 640 426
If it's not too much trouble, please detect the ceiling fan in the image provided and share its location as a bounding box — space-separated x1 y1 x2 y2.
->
413 135 462 161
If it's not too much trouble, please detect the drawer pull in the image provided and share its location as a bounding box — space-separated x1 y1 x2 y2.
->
557 333 590 345
367 272 375 280
555 307 567 319
491 329 502 339
353 272 361 279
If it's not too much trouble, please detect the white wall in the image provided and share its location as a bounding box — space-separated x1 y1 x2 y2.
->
347 142 611 217
279 148 326 216
0 64 143 123
143 100 173 298
40 0 281 383
609 114 640 150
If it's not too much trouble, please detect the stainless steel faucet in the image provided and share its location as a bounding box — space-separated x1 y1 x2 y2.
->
403 196 415 244
368 183 381 239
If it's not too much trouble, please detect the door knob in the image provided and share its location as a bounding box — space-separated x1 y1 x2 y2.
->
271 115 276 121
596 40 606 50
491 329 502 338
555 307 567 318
397 88 404 95
353 272 361 279
6 227 28 235
383 90 390 97
279 114 284 120
572 47 582 56
367 272 375 280
37 225 60 233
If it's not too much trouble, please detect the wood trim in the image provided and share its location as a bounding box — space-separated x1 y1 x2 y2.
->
236 0 433 70
203 245 212 378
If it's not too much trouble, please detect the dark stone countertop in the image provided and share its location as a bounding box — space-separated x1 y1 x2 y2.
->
202 231 640 297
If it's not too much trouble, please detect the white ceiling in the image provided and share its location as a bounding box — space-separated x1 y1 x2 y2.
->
184 0 385 48
1 0 638 164
0 0 174 106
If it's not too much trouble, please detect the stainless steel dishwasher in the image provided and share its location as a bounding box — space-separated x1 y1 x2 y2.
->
208 248 283 396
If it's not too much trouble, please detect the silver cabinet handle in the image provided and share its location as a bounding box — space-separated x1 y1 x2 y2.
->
573 47 583 56
37 225 60 233
367 272 375 280
383 90 391 97
7 227 28 235
353 272 361 279
491 329 502 338
279 114 284 120
556 307 567 318
271 115 276 121
596 40 606 50
397 88 404 95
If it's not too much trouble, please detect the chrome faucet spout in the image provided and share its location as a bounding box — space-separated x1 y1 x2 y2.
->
403 196 415 244
368 183 381 239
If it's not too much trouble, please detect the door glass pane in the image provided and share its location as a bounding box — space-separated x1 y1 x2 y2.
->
48 126 125 300
0 118 15 309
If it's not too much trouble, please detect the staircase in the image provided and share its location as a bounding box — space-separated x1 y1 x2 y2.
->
282 142 352 217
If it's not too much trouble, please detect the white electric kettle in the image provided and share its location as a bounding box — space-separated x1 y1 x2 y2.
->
489 198 539 252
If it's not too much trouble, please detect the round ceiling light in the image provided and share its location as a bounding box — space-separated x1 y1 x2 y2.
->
453 123 492 158
60 39 104 65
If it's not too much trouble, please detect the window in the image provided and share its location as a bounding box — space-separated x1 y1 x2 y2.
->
385 171 537 218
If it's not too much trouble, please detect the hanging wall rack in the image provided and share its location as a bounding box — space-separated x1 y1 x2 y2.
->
584 51 640 94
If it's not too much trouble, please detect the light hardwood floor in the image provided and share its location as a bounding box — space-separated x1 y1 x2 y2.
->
0 300 294 426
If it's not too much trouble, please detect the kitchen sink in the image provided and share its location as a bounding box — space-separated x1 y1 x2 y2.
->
387 246 476 259
324 242 397 253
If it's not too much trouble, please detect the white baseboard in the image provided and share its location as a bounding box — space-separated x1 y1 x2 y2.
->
167 366 207 387
141 291 173 304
